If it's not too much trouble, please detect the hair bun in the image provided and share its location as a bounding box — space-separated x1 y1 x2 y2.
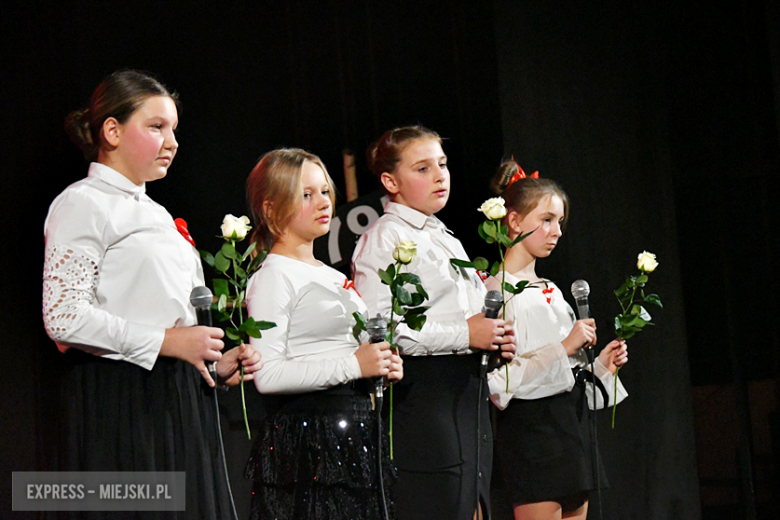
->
64 108 98 158
491 159 520 195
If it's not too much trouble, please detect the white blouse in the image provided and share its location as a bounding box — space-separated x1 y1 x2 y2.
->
351 202 486 356
486 272 628 410
246 254 365 394
42 162 205 370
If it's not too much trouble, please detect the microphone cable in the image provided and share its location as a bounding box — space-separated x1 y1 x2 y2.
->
211 379 240 520
190 286 239 520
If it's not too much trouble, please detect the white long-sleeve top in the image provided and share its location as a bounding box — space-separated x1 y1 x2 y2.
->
351 202 486 356
42 162 204 370
247 253 366 394
486 272 628 410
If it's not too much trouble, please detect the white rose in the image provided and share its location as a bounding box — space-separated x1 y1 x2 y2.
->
393 240 417 265
637 251 658 272
478 197 507 220
221 214 252 240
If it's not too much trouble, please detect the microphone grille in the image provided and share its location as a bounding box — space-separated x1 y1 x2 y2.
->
484 289 504 311
366 314 388 338
189 286 214 308
570 279 590 299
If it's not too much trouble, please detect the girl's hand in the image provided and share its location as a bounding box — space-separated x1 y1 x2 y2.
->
355 340 393 378
561 318 597 356
161 326 225 387
499 323 517 360
467 314 515 351
216 343 264 386
384 351 404 385
598 339 628 375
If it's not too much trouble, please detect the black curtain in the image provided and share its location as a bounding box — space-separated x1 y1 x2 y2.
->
5 0 779 518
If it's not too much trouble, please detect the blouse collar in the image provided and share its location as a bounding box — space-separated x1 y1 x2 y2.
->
88 162 147 197
384 201 444 231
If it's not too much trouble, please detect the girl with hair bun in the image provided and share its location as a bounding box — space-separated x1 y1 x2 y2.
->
243 148 403 520
486 159 629 520
352 126 517 520
43 70 262 519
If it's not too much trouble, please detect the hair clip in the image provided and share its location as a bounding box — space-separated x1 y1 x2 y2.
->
507 161 539 188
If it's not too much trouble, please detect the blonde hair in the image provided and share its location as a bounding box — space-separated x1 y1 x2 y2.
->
246 148 336 250
491 159 570 231
366 125 442 179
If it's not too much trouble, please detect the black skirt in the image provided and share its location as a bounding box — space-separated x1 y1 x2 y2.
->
46 349 233 520
493 382 609 507
244 382 396 520
391 353 491 520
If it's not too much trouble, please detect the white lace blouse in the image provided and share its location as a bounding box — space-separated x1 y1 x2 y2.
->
486 272 628 410
42 163 205 370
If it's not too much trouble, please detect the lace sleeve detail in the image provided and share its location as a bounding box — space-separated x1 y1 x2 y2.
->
42 245 100 341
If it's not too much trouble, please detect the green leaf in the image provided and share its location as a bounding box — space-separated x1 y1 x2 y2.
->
404 305 429 316
214 252 230 273
477 222 490 242
241 242 257 262
221 242 238 260
481 220 497 238
235 265 246 279
352 311 367 332
255 320 277 330
226 328 242 341
200 250 215 268
393 299 407 316
498 234 513 248
395 286 412 305
644 294 663 308
217 293 228 313
410 293 424 307
404 313 427 331
405 273 422 285
213 278 230 298
472 257 489 271
637 274 648 284
450 258 475 269
415 284 429 300
489 261 501 277
510 228 536 247
378 268 393 286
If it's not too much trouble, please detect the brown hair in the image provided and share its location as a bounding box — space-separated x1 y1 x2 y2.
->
366 125 442 179
246 148 336 250
64 70 179 161
491 159 570 231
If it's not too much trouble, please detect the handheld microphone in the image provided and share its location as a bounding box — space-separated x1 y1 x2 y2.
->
570 280 595 362
189 286 217 380
365 314 388 410
482 290 504 374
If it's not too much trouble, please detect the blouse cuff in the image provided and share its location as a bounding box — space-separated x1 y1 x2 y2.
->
347 353 364 381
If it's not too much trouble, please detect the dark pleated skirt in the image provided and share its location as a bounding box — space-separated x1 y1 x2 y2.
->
493 382 609 508
45 349 232 520
244 382 396 520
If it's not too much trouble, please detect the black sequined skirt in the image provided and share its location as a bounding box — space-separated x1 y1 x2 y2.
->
244 382 396 520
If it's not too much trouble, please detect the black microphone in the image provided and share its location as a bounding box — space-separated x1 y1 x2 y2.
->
570 279 595 363
365 314 388 410
482 290 504 374
189 286 217 380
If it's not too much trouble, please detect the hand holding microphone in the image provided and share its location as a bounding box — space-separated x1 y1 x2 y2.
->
158 286 225 388
366 315 390 404
568 280 597 362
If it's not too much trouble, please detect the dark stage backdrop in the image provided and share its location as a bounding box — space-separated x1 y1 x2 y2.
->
8 0 779 519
